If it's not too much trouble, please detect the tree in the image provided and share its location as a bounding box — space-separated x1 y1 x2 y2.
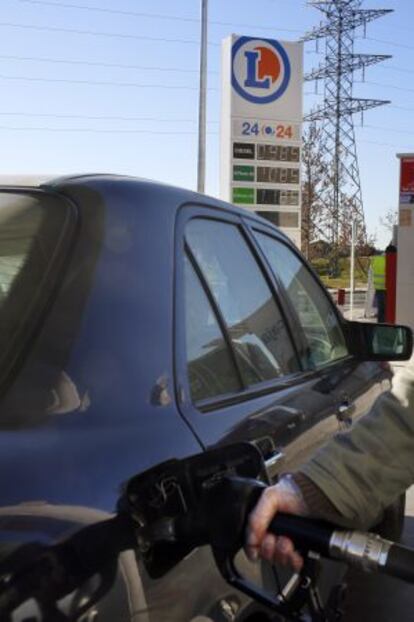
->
302 121 374 282
301 122 330 259
379 207 398 241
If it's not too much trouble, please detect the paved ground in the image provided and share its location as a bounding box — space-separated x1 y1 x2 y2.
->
330 290 368 322
336 299 367 321
342 488 414 620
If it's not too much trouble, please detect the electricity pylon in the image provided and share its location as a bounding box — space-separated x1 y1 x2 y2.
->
303 0 392 271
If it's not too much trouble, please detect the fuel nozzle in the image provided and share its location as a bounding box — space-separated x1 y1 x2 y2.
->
329 530 392 572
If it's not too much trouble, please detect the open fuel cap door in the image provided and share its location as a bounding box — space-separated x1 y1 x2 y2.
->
125 442 265 577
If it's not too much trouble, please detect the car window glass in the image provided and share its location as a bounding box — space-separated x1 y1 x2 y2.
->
185 219 299 388
0 191 71 372
184 255 242 402
255 232 348 368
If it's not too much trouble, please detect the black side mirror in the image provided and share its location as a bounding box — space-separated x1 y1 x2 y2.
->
345 321 413 361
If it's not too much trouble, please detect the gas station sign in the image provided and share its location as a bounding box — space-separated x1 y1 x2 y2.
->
400 157 414 203
396 154 414 329
220 35 303 246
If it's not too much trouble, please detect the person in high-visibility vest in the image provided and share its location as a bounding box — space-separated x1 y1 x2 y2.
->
371 253 386 322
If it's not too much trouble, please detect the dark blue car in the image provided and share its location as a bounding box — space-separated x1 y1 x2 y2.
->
0 175 404 621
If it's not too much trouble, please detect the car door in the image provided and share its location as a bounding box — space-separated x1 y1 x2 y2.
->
249 221 389 434
175 204 341 480
173 204 354 617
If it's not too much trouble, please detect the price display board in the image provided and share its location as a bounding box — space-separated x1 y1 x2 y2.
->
256 210 299 228
255 189 299 206
257 166 300 184
220 34 303 247
257 144 300 162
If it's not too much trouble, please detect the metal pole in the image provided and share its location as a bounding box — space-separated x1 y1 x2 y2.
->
350 219 356 320
197 0 208 194
333 6 343 278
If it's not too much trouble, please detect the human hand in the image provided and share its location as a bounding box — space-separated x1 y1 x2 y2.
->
245 475 309 572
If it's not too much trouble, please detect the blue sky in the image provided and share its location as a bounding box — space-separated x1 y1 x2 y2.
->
0 0 412 245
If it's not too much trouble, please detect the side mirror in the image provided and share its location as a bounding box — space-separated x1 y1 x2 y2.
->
345 321 413 361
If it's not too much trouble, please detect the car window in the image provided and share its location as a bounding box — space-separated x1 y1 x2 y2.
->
254 231 348 368
0 191 71 375
184 256 242 402
185 219 299 394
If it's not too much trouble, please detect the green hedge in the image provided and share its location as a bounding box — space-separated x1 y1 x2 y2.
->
310 256 370 288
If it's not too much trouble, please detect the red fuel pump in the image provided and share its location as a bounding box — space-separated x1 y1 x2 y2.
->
337 288 345 306
385 244 397 324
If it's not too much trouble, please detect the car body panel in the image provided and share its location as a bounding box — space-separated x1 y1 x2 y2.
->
0 176 392 621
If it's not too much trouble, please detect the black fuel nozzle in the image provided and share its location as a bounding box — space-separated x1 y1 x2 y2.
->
126 443 266 578
191 475 267 552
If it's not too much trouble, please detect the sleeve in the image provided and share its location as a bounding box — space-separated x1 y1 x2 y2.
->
297 355 414 530
291 472 346 524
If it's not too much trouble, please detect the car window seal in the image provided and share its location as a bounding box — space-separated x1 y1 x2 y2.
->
194 371 313 414
194 353 356 414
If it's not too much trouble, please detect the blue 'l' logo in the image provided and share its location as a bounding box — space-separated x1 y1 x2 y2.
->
232 37 291 105
244 51 270 89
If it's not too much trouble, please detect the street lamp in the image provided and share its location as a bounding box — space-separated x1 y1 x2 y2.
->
350 219 357 319
197 0 208 194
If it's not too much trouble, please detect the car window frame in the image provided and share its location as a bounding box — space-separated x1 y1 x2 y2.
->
175 203 307 414
244 217 352 371
0 187 78 393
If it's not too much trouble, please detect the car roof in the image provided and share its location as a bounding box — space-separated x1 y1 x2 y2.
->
0 173 293 245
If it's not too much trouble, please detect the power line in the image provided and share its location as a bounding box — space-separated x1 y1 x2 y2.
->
382 65 414 76
359 138 411 149
364 80 414 95
362 123 414 136
0 53 215 74
2 53 413 84
0 125 219 134
11 0 303 33
0 21 220 45
365 36 414 51
391 104 414 113
0 110 219 123
312 32 414 53
0 73 219 90
10 0 226 23
0 71 316 95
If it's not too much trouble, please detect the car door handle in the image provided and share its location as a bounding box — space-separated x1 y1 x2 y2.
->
257 406 306 430
337 401 356 422
252 437 285 472
264 450 285 470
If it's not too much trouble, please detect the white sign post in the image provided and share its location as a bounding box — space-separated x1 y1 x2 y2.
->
220 35 303 246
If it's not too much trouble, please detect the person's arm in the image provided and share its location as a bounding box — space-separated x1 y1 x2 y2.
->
299 357 414 529
247 355 414 567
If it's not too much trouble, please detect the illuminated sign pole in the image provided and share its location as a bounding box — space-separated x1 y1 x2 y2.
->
220 35 303 246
